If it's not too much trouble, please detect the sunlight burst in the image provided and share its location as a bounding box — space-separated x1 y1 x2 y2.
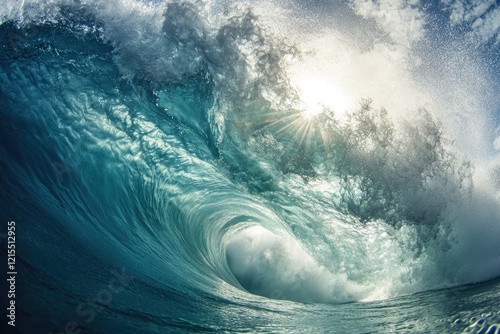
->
293 76 353 120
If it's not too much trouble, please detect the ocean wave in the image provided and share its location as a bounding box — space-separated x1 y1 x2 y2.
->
1 0 499 332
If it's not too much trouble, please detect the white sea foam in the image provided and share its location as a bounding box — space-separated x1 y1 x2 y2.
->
226 225 373 303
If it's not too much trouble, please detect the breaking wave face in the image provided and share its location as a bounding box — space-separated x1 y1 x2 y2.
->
1 0 500 332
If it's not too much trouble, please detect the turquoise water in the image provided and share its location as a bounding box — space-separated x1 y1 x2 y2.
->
0 1 499 333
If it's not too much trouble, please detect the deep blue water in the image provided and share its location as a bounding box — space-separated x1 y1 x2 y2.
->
1 1 500 333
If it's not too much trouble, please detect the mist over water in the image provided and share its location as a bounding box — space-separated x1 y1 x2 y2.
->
0 0 499 333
